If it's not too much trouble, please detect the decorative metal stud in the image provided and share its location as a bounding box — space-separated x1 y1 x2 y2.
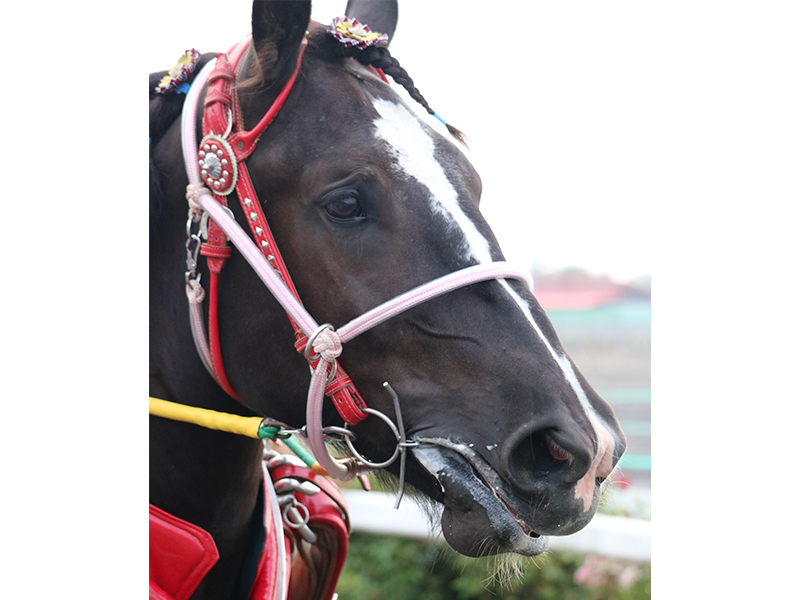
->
250 212 258 221
255 227 263 236
203 153 222 178
197 134 238 196
261 240 269 250
244 198 252 207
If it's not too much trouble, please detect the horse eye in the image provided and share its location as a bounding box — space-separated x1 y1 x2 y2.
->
325 195 364 222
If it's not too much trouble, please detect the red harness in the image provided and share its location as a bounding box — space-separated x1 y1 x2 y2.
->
197 36 371 425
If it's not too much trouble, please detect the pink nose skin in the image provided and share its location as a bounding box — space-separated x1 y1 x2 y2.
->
573 424 616 511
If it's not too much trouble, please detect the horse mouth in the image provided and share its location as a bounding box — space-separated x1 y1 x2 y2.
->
411 438 549 557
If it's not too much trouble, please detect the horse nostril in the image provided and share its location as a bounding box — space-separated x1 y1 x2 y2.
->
506 428 592 490
544 434 572 462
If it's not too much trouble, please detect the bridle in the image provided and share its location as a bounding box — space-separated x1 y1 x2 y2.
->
178 36 535 487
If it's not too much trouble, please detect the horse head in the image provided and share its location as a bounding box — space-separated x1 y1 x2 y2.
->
150 0 626 562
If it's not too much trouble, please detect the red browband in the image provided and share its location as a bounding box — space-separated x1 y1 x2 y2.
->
198 37 369 425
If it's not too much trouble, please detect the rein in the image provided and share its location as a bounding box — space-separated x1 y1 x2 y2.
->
174 38 535 486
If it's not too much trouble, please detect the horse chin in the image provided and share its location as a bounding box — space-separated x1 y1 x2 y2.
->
412 441 549 557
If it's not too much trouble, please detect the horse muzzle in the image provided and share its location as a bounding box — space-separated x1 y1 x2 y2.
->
411 436 616 557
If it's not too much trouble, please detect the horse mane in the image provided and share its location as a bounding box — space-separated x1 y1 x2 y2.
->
149 52 217 146
149 53 217 236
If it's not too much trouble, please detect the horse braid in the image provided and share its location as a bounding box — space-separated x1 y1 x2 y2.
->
350 46 467 147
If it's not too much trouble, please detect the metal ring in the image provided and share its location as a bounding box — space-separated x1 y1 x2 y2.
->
304 323 335 363
282 502 310 529
199 211 210 241
222 107 234 139
344 408 401 469
307 360 338 385
322 426 357 442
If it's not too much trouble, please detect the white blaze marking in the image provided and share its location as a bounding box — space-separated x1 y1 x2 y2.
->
371 98 492 264
371 97 615 510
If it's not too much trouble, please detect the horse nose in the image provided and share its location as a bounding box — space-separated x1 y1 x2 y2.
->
503 426 591 490
501 418 619 500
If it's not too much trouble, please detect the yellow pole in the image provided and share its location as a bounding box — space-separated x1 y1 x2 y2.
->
149 397 264 439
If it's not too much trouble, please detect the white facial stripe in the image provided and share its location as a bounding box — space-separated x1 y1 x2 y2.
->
370 98 615 494
500 280 616 509
371 98 492 264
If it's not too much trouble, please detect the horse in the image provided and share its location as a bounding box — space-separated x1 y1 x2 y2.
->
149 1 627 598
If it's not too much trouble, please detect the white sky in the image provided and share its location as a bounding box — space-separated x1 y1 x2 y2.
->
145 0 662 281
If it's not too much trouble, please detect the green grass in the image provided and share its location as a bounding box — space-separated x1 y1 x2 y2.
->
336 532 651 600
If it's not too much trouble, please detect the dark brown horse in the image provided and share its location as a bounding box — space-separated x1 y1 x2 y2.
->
149 1 626 598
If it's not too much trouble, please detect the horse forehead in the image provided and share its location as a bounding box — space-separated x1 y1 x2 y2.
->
369 96 492 264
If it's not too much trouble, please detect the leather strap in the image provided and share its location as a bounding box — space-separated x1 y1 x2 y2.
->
199 38 368 425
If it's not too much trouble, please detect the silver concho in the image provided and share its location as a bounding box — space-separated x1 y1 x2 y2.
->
198 134 238 195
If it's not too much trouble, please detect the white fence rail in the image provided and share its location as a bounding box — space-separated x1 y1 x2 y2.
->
341 490 651 562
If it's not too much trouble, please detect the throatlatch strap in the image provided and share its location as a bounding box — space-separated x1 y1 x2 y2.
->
200 38 367 424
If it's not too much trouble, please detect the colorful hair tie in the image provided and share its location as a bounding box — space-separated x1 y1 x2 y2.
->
328 16 388 49
155 49 200 95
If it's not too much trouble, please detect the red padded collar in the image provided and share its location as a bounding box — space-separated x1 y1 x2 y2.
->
149 504 218 600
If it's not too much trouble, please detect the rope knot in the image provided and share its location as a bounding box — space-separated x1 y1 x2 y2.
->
185 279 205 304
305 324 342 364
186 183 209 221
313 327 342 362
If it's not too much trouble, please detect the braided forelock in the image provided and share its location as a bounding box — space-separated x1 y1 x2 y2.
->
345 44 468 147
355 46 434 115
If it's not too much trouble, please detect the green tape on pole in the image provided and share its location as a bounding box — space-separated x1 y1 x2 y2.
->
283 435 317 469
258 425 281 440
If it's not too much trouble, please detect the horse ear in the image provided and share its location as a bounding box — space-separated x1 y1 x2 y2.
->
251 0 311 81
344 0 398 44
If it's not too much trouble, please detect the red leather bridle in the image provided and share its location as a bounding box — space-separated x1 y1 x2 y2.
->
196 36 369 426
